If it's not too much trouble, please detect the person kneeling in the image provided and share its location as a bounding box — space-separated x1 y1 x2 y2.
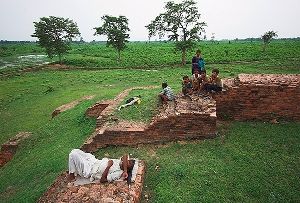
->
68 149 135 183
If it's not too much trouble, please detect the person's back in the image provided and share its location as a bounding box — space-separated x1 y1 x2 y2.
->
159 82 174 103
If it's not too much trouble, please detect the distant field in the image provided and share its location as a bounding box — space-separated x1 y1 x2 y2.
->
1 39 300 72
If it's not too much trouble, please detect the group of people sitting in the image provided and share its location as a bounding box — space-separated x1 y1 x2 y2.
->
159 49 222 104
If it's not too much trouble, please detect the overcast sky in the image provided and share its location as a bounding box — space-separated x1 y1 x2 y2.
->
0 0 299 41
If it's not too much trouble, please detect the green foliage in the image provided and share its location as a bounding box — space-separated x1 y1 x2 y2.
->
32 16 80 63
94 15 130 61
146 0 206 64
0 66 300 202
95 122 300 202
115 88 160 123
1 40 300 72
262 31 278 52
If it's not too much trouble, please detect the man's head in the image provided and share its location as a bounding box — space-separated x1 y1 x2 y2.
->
183 75 190 83
162 82 168 89
212 68 219 77
196 49 201 57
194 70 200 78
201 70 207 78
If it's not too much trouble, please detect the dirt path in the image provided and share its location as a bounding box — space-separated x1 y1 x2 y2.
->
52 95 95 118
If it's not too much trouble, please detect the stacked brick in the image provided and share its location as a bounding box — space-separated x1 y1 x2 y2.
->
39 160 146 203
85 103 109 118
82 96 217 152
215 74 300 120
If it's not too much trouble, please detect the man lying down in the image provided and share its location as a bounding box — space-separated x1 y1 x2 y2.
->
68 149 135 183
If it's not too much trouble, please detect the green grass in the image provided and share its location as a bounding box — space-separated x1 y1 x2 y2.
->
1 40 300 72
0 40 300 202
95 121 300 203
115 88 161 123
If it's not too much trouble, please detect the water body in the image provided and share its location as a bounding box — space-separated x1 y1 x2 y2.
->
0 54 52 69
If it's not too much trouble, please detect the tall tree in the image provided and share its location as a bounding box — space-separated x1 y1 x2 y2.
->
32 16 80 64
146 0 206 65
262 31 278 52
94 15 130 61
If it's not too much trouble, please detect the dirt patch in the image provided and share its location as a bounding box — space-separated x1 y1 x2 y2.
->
106 120 147 132
52 95 95 118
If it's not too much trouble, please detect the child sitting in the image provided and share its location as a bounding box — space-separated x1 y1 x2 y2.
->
192 70 201 92
204 68 222 93
159 82 175 104
182 75 193 95
199 70 209 92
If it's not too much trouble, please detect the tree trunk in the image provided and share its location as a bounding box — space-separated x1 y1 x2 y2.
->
263 43 266 52
59 54 62 64
117 50 121 62
181 47 186 66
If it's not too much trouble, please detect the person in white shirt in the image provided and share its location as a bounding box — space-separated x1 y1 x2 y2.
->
68 149 135 183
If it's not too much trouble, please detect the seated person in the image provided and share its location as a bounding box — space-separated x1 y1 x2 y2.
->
68 149 135 183
182 75 193 95
192 70 201 92
204 68 223 93
118 95 141 110
199 70 209 92
159 82 175 104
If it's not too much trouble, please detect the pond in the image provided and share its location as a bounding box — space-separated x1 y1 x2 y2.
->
0 54 54 70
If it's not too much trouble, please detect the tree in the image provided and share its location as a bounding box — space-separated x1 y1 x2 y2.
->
146 0 206 65
32 16 80 64
94 15 130 61
262 31 278 52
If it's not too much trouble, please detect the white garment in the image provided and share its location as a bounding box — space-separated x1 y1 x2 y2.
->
69 149 123 182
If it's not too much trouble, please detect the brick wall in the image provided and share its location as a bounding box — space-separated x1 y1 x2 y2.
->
82 113 216 152
216 74 300 120
85 103 109 118
0 143 17 167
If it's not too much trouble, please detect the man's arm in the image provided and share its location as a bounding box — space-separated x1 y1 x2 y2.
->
100 160 113 183
121 154 129 179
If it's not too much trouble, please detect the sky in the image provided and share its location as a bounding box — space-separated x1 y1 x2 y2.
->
0 0 299 41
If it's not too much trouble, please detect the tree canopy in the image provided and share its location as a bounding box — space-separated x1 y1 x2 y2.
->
262 31 278 51
94 15 130 61
146 0 206 65
32 16 80 63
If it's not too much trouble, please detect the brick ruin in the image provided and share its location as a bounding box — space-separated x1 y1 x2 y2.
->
0 132 31 167
81 74 300 153
16 74 300 203
38 160 146 203
81 94 217 152
215 74 300 121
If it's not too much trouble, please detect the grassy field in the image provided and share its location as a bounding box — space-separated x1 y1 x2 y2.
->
0 40 300 202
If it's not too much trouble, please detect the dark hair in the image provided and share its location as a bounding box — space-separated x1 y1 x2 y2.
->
162 82 168 88
196 49 201 54
183 75 189 80
212 68 219 74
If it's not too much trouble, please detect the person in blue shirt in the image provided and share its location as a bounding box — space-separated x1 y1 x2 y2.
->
191 49 205 74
